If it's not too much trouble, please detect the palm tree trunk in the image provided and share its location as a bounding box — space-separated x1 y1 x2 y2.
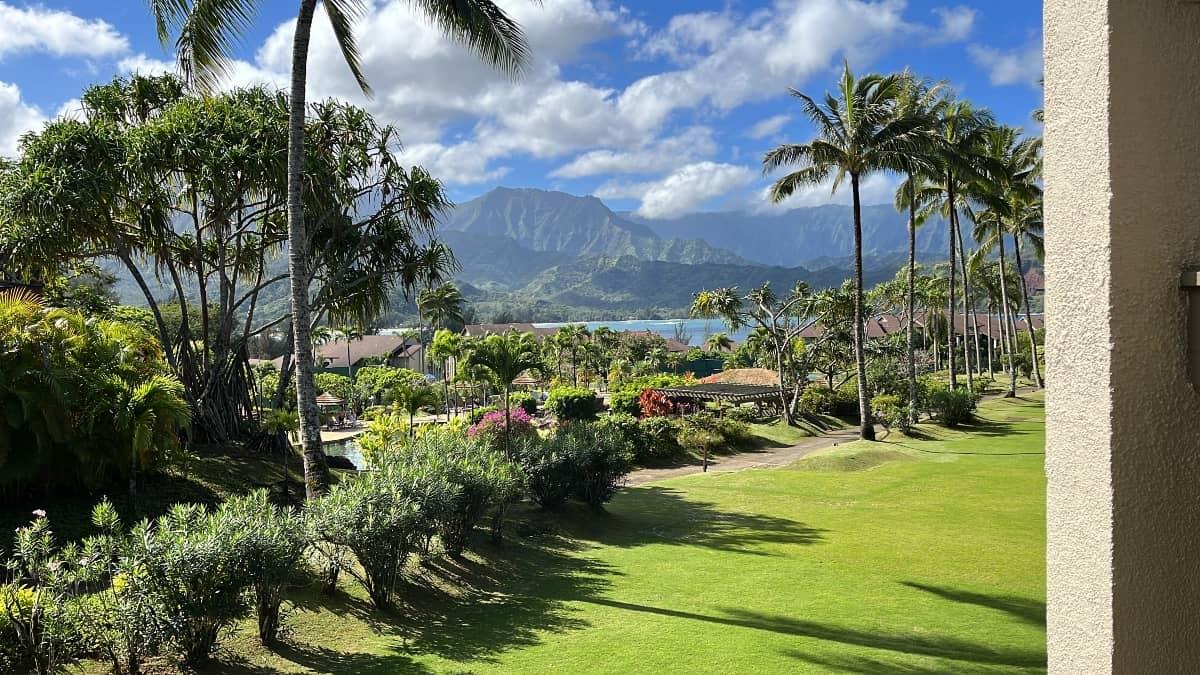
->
905 172 919 424
952 209 975 389
502 386 512 460
286 0 329 499
1012 234 1044 387
774 345 793 425
945 172 958 389
986 303 995 377
850 174 875 441
996 234 1017 397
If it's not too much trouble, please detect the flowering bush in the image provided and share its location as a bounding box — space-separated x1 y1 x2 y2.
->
638 389 674 417
467 408 535 443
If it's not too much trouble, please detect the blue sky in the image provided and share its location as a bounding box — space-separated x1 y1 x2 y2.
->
0 0 1042 217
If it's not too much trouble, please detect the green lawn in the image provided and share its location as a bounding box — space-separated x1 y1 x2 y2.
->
177 392 1046 674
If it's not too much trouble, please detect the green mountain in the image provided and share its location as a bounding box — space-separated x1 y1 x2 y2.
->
625 204 953 267
442 187 749 265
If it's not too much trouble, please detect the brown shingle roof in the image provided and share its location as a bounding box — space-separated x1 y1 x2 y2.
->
318 335 413 368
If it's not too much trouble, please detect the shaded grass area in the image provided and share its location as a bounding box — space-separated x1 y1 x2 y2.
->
74 392 1045 674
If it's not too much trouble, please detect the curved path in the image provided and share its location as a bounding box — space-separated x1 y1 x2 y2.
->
626 426 864 486
626 384 1041 486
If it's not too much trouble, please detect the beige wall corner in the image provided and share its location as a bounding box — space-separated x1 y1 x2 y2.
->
1045 0 1200 671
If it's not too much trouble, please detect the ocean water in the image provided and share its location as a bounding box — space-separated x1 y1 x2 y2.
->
532 318 750 346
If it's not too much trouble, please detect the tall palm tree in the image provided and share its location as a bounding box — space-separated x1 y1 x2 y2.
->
763 62 931 441
464 331 544 458
417 283 466 334
554 324 589 387
892 72 942 423
911 100 995 391
1009 196 1045 387
428 327 463 418
335 323 364 380
705 332 734 353
151 0 533 498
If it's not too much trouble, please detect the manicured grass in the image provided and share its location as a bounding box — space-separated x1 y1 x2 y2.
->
130 392 1045 674
747 413 847 446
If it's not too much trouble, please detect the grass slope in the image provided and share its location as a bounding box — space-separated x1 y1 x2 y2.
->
149 393 1047 674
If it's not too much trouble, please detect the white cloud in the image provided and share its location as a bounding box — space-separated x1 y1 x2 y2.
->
968 42 1042 87
0 81 44 156
754 171 901 211
596 162 756 218
549 127 717 178
932 6 976 42
747 114 791 139
0 2 128 59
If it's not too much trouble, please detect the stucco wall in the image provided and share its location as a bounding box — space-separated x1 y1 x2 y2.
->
1045 0 1200 671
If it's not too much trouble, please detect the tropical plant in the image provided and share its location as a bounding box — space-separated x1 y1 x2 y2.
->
544 386 600 421
149 0 533 499
464 331 544 457
429 328 465 417
704 331 733 353
387 383 441 436
763 63 932 439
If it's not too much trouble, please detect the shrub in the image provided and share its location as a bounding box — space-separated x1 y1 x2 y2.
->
545 386 600 421
467 405 499 425
516 435 577 510
307 463 435 610
517 423 632 509
1 512 76 674
927 385 976 427
608 387 642 416
832 388 861 418
724 405 764 424
467 408 536 452
135 503 256 666
676 425 722 469
638 389 674 417
870 394 908 433
514 394 538 416
220 492 307 644
565 424 633 508
684 413 752 450
796 387 835 416
594 413 648 464
635 417 683 463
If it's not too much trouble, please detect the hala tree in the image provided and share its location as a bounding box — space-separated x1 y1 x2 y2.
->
151 0 534 500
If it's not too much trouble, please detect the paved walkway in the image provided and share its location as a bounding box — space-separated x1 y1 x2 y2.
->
626 425 864 486
625 383 1043 486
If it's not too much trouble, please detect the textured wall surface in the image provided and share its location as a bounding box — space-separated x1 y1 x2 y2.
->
1046 0 1200 671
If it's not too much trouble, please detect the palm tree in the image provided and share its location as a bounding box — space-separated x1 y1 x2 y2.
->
428 328 463 419
554 324 589 387
152 0 533 499
1009 196 1045 387
388 383 440 437
892 73 943 422
705 332 734 353
763 62 931 441
418 283 466 334
465 331 544 458
911 100 995 391
116 375 192 503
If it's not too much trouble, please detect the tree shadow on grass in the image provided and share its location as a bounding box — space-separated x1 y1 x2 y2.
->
780 650 1040 674
579 599 1046 670
901 581 1046 627
211 646 432 675
276 529 618 670
551 486 827 555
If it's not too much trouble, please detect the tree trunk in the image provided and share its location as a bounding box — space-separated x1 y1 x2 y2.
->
850 174 875 441
286 0 329 499
502 386 512 459
945 173 958 389
952 208 974 390
986 302 995 377
774 345 793 425
997 234 1018 397
1012 234 1044 387
905 172 919 424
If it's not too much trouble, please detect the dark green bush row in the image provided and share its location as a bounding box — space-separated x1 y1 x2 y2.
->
517 423 633 509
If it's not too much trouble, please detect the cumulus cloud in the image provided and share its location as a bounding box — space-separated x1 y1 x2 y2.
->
753 171 900 211
549 127 717 178
0 82 44 156
932 6 976 42
0 2 128 59
596 162 756 218
746 114 791 139
968 42 1042 87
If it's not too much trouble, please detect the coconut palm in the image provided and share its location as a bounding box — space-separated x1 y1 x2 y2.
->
418 283 466 333
763 62 932 440
464 331 544 458
1009 195 1045 387
152 0 533 499
910 100 995 391
428 328 464 418
705 332 734 353
892 73 944 422
554 324 589 386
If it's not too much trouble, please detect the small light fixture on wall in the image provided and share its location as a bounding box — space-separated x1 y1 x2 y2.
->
1183 269 1200 387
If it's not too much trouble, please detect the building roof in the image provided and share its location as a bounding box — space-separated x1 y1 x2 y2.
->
700 368 780 386
653 383 780 403
317 335 415 369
